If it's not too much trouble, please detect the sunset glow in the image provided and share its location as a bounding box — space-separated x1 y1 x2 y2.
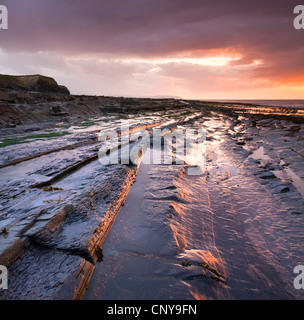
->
0 0 303 99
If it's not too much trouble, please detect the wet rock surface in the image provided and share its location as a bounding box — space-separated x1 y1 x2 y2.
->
84 111 304 300
4 245 94 300
0 91 304 300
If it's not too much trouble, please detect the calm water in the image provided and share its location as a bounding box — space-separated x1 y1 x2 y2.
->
213 100 304 108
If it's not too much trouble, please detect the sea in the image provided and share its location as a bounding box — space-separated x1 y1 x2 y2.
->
213 100 304 108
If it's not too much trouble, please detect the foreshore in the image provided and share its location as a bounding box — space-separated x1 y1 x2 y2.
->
1 90 304 299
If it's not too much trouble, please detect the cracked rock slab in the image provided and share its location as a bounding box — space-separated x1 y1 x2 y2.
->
1 245 94 300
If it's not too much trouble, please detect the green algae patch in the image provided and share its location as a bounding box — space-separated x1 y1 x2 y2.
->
0 132 71 148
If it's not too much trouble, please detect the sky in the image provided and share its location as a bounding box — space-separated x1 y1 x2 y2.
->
0 0 304 99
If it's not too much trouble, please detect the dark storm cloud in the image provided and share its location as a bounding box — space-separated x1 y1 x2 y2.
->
0 0 302 57
0 0 303 97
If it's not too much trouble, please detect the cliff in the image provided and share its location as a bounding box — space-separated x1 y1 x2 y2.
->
0 74 70 94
